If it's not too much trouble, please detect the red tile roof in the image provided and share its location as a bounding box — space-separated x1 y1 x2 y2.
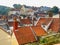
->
10 18 60 45
8 18 32 26
13 26 36 45
36 18 46 26
20 19 32 24
49 18 59 32
37 18 59 33
8 22 19 26
37 18 52 26
31 26 47 36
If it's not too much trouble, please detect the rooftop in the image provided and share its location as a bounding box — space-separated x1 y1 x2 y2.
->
0 17 60 45
31 26 47 36
36 18 60 33
13 26 37 45
20 19 32 24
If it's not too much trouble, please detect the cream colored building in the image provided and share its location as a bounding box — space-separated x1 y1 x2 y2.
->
8 8 20 16
11 33 19 45
0 28 18 45
20 5 26 15
0 29 11 45
20 5 34 16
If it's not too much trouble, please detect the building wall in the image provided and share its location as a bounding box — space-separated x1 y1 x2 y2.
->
20 5 26 15
11 33 19 45
0 29 11 45
8 11 20 16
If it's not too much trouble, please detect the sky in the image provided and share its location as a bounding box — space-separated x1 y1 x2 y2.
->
0 0 60 8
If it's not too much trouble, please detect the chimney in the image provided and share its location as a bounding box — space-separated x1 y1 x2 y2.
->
48 11 53 18
13 17 18 31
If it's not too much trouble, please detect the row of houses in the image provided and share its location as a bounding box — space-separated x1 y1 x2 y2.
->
8 5 34 16
12 13 60 45
0 12 60 45
0 5 60 45
8 5 51 18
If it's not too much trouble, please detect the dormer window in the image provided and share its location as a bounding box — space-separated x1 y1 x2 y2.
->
42 23 46 28
43 25 45 28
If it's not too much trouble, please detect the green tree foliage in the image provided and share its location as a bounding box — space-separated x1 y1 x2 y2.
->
48 10 53 17
0 5 10 15
52 6 59 14
39 33 60 45
13 4 21 9
40 38 48 44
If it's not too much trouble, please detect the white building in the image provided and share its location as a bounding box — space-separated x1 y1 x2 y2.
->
20 5 34 16
8 9 20 16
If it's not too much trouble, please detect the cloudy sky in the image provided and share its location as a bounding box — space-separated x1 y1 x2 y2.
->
0 0 60 8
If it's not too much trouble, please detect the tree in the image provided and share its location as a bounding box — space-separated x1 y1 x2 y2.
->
48 10 53 17
52 6 59 14
0 6 10 15
13 4 21 9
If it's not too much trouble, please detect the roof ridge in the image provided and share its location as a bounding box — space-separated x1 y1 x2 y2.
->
30 27 37 40
41 18 53 32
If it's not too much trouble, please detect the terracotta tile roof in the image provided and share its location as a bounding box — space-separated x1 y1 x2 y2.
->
37 18 59 33
49 18 59 32
31 26 47 36
20 19 32 24
8 18 60 45
8 19 31 26
36 18 46 26
37 18 51 26
13 26 36 45
8 22 19 26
